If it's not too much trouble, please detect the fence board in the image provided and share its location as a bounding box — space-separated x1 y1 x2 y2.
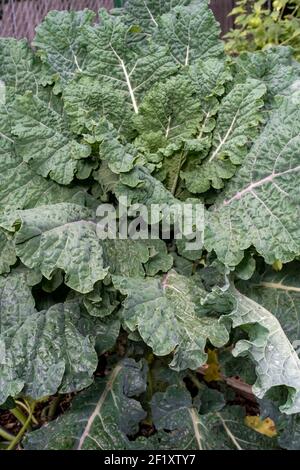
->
0 0 236 41
0 0 114 40
210 0 235 35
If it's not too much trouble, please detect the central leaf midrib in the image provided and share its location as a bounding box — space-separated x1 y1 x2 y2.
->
76 364 123 450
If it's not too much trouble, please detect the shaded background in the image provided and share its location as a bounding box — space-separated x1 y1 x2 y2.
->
0 0 235 41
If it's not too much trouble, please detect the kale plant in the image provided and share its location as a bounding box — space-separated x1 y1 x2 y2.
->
1 0 300 450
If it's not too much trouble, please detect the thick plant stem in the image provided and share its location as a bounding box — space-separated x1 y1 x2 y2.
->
7 402 36 450
16 400 38 425
10 407 27 426
0 426 14 442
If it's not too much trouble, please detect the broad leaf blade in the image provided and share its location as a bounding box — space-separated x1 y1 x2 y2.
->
0 38 47 95
0 300 99 404
228 287 300 414
205 94 300 266
123 0 192 33
0 203 108 294
182 79 266 193
23 360 147 450
113 270 230 370
34 10 95 91
150 385 277 449
11 93 91 185
155 2 223 66
83 10 177 113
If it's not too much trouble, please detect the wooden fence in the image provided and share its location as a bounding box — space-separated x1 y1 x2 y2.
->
211 0 235 34
0 0 236 41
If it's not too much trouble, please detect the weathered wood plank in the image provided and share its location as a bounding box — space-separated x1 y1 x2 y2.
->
0 0 114 40
210 0 235 35
0 0 235 41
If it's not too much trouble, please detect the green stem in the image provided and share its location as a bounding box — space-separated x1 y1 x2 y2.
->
10 407 27 426
0 426 14 442
15 400 37 425
280 30 300 44
7 402 35 451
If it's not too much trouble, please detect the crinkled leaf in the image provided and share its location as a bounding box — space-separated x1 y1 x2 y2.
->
116 166 180 208
155 2 223 66
122 0 192 33
151 385 277 449
103 239 172 277
0 267 41 334
182 79 266 193
0 203 108 294
0 230 16 275
82 282 119 319
0 103 87 212
238 263 300 346
0 301 98 404
184 57 232 149
205 94 300 267
10 92 91 185
24 360 147 450
0 38 46 95
227 287 300 414
63 77 134 137
83 10 177 114
233 46 300 103
135 76 201 155
93 120 138 174
113 270 229 370
34 10 95 91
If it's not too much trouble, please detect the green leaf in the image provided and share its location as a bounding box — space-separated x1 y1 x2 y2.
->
233 47 300 103
82 282 119 319
150 385 277 449
116 166 180 207
189 58 232 102
23 360 147 450
83 10 177 114
123 0 192 33
10 92 91 185
182 79 266 193
135 76 201 155
34 10 95 91
0 230 16 275
144 239 174 276
278 413 300 450
205 94 300 267
113 270 229 370
0 203 108 294
0 267 41 334
0 86 93 232
0 300 98 404
184 57 232 149
227 287 300 414
155 2 223 66
94 120 138 174
103 239 173 277
0 103 88 212
0 38 47 95
238 262 300 345
63 77 134 137
235 253 256 281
